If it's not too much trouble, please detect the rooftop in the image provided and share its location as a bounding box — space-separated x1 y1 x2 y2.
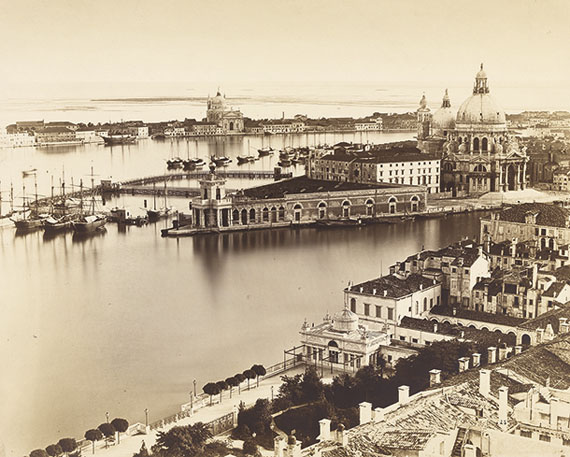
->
430 305 526 327
349 273 439 299
241 176 395 200
492 203 570 228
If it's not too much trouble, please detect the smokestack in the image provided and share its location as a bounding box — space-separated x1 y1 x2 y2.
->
488 347 497 364
429 369 441 387
498 386 509 429
479 369 491 397
398 385 410 404
373 407 385 422
318 419 331 442
472 353 481 367
359 402 372 424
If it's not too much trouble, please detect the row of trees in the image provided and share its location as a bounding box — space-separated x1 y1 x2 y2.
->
83 418 129 453
202 364 266 406
28 418 129 457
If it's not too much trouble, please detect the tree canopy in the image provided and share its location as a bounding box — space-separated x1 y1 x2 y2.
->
45 445 62 457
110 418 129 443
152 422 212 457
30 449 49 457
57 439 77 454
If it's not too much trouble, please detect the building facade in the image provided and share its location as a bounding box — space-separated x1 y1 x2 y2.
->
417 65 529 196
206 91 244 133
480 203 570 249
307 146 440 194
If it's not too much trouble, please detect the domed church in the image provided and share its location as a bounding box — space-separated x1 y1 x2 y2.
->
206 90 245 133
417 65 528 196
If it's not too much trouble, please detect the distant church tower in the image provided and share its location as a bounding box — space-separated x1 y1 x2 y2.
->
416 94 431 141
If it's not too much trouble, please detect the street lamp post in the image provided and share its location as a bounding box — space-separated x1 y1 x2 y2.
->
190 391 193 411
144 408 149 427
271 386 274 401
193 379 197 397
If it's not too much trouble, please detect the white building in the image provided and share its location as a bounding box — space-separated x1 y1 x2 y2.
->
308 146 440 194
0 130 36 148
345 273 442 336
299 307 391 370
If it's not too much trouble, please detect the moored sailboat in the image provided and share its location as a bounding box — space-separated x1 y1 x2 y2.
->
72 170 107 233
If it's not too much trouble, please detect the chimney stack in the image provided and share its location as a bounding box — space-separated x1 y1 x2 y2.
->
549 397 559 429
488 347 497 364
398 385 410 404
458 357 469 372
318 419 331 442
373 407 385 422
559 318 569 333
536 328 544 343
274 437 285 457
383 289 387 297
336 424 348 447
498 346 507 361
359 402 372 425
472 353 481 367
514 345 522 355
498 386 509 430
429 369 442 387
479 369 491 397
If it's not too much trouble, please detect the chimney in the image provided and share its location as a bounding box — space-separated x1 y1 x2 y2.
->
559 317 569 333
360 287 363 293
463 443 477 457
532 263 538 288
498 346 507 361
373 288 377 295
479 369 491 397
536 328 544 343
318 419 331 442
373 407 385 422
458 357 469 372
383 289 387 297
274 437 285 457
429 369 442 387
472 353 481 367
398 385 410 404
420 284 423 290
498 386 509 430
488 347 497 364
336 424 348 447
359 402 372 424
511 238 517 257
514 345 522 355
433 322 438 333
287 435 301 457
549 397 559 429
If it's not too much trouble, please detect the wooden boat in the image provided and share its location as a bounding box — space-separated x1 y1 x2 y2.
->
211 156 232 167
72 170 107 233
167 157 184 169
258 147 274 157
315 217 365 228
102 134 136 145
43 216 73 232
11 180 44 231
147 182 173 222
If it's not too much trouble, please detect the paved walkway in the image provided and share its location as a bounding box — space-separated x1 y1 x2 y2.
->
82 366 316 457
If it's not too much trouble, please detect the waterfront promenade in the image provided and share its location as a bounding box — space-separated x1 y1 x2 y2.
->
80 366 314 457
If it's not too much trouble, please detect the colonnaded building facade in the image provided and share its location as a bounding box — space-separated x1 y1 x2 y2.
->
206 90 244 133
417 64 529 196
187 170 427 231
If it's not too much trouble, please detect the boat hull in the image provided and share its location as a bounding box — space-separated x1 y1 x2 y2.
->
13 218 43 231
73 217 107 233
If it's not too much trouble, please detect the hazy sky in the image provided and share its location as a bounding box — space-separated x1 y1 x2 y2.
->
0 0 569 85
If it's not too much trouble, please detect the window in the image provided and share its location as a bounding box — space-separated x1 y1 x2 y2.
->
387 308 394 320
539 434 551 443
216 188 221 200
375 306 382 318
350 298 356 313
364 304 370 316
399 336 406 341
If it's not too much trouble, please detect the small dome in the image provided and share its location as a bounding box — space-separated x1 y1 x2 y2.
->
333 307 358 332
476 63 487 79
432 90 455 132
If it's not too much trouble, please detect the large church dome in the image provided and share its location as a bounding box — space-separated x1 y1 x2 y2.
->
455 64 506 128
432 89 455 133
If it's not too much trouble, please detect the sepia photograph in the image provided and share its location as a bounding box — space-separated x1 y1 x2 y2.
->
1 1 570 456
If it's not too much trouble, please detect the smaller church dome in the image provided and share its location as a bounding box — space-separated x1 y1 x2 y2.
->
476 63 487 79
419 93 428 110
333 307 359 332
432 89 456 133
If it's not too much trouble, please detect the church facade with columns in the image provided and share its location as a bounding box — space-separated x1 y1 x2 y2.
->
417 65 529 196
